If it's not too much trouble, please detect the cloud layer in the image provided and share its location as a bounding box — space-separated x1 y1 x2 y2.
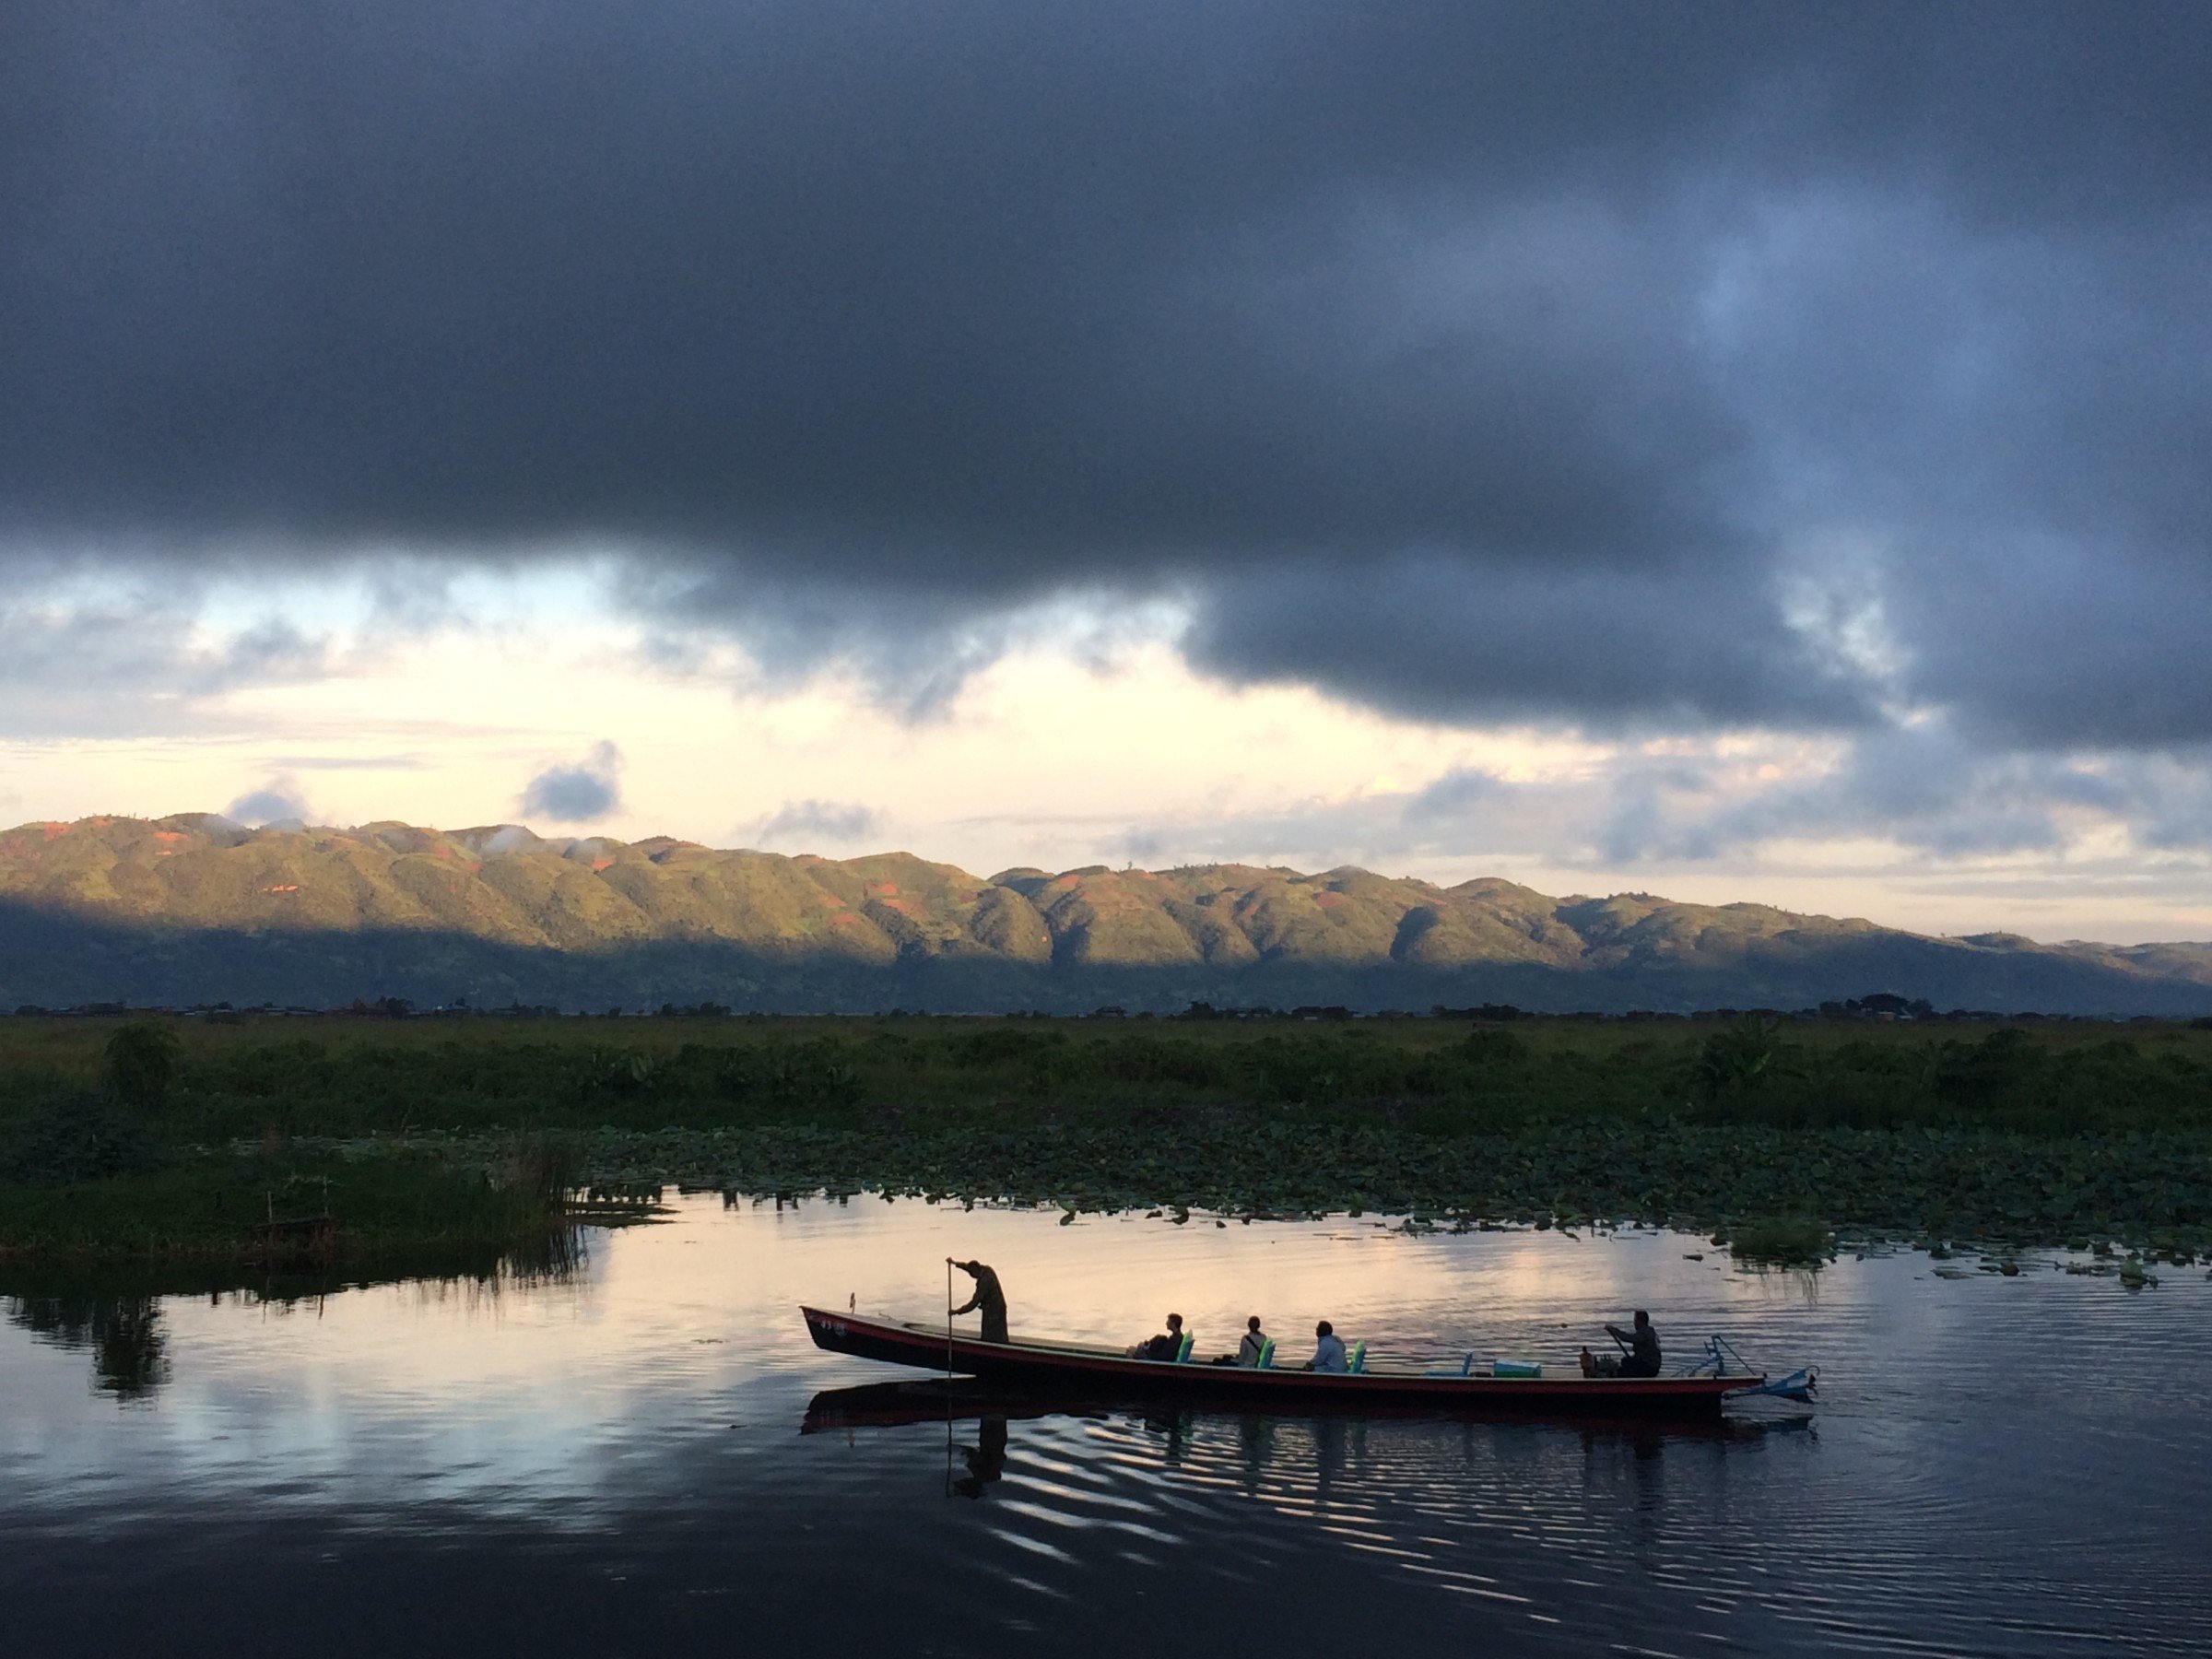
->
225 775 312 828
755 799 884 848
1117 727 2212 901
6 5 2209 735
518 742 623 824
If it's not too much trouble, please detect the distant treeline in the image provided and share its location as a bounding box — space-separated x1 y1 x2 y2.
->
18 989 2206 1025
6 1012 2210 1146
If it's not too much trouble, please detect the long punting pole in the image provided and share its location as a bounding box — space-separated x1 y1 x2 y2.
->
943 1260 955 1494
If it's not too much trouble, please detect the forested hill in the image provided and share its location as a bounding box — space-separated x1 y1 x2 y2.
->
3 814 2209 1016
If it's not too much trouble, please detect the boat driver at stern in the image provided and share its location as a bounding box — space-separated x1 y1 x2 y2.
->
1581 1309 1661 1377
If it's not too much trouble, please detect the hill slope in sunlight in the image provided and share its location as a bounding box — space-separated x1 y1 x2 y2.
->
2 815 2208 1015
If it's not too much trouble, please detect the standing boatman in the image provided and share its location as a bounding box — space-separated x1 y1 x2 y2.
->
948 1258 1008 1344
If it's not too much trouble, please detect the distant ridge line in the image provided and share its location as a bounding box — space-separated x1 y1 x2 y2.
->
2 814 2208 1016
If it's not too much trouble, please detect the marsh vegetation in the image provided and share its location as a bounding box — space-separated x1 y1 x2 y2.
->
3 1013 2208 1260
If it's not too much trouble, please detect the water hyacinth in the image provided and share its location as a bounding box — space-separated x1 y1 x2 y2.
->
546 1117 2210 1253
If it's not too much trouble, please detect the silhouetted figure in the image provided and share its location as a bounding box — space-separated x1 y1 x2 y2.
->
948 1259 1008 1343
1237 1414 1276 1492
954 1416 1008 1499
1604 1310 1663 1378
1129 1312 1184 1359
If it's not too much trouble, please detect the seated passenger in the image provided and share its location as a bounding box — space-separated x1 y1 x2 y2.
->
1304 1319 1347 1373
1236 1315 1268 1367
1127 1312 1184 1360
1208 1314 1269 1367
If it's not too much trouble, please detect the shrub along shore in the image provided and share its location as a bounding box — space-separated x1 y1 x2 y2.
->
0 1141 571 1265
3 1013 2209 1263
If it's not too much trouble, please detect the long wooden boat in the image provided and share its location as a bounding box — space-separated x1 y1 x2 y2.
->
801 1306 1766 1418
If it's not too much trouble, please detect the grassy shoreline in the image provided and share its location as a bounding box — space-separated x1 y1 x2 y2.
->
0 1144 567 1267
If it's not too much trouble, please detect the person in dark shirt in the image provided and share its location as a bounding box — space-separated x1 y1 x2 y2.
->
1128 1312 1184 1359
1604 1310 1662 1377
948 1259 1008 1344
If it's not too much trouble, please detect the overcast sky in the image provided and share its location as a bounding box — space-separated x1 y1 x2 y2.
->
4 3 2210 939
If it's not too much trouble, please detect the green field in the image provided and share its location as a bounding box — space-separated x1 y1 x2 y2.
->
4 1013 2210 1262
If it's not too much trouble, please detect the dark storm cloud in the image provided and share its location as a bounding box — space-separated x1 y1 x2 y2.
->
1187 553 1877 728
518 742 622 823
5 3 2210 742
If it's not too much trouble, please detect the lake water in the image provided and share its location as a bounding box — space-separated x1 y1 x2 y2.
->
5 1195 2208 1657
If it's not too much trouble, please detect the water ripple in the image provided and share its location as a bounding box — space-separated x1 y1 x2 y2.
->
5 1196 2208 1656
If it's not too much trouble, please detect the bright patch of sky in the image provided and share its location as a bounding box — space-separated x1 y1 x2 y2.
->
2 567 2207 945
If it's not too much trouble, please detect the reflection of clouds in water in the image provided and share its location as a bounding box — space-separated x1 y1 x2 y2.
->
46 1192 1761 1520
2 1196 2209 1659
0 1246 602 1500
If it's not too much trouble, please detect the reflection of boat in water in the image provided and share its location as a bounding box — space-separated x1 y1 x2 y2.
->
801 1379 1097 1434
801 1307 1768 1418
800 1378 1795 1441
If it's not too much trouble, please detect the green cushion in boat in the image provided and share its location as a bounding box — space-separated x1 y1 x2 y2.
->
1346 1340 1367 1375
1256 1337 1275 1370
1176 1332 1194 1363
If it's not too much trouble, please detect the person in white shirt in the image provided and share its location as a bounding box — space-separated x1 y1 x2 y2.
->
1305 1320 1347 1373
1206 1314 1269 1368
1236 1315 1267 1366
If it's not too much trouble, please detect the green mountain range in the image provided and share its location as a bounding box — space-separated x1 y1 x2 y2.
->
4 814 2209 1016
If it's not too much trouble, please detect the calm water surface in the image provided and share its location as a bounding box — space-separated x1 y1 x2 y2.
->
5 1195 2208 1657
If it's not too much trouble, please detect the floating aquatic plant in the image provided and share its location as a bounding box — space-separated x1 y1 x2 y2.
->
1725 1217 1832 1266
